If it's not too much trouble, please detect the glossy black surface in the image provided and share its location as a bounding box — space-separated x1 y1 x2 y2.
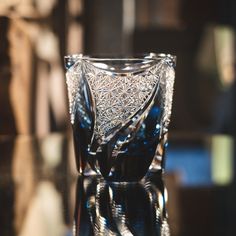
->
1 133 236 236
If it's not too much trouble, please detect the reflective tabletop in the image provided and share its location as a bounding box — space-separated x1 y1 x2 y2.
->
1 133 236 236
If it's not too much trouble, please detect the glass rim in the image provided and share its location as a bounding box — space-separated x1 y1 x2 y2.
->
64 52 176 64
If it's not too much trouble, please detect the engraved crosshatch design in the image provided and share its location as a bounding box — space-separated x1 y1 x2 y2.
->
66 62 82 124
66 59 175 140
83 62 161 140
65 53 176 182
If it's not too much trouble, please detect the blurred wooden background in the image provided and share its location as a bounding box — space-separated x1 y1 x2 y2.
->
1 1 236 236
1 0 236 136
0 0 83 135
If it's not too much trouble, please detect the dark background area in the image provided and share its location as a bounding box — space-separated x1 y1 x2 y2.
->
1 1 236 236
1 0 236 135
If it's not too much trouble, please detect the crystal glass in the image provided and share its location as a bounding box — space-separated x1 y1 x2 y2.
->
64 53 176 182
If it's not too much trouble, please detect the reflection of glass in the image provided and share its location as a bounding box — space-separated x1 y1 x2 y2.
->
65 53 176 181
74 173 169 235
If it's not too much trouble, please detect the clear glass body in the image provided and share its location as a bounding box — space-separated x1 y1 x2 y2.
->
65 53 176 182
